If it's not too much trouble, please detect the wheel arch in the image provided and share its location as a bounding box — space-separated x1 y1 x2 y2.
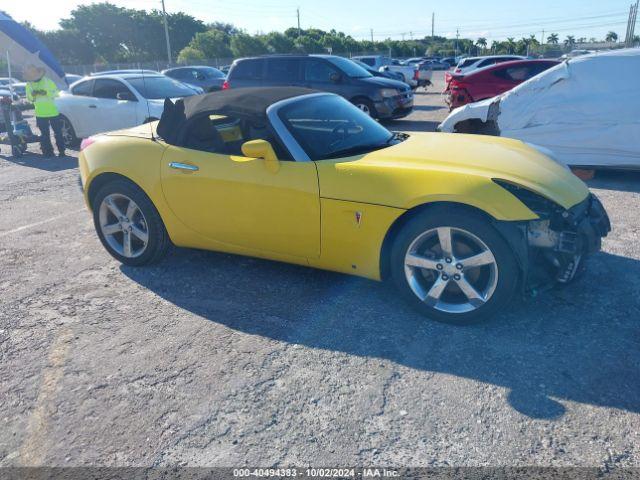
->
87 172 145 209
379 201 528 283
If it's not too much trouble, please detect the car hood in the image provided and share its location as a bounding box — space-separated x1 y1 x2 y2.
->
318 132 589 214
358 76 409 90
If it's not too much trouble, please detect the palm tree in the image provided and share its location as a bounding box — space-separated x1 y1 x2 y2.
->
547 33 559 44
564 35 576 48
605 31 618 42
506 37 516 53
476 37 487 53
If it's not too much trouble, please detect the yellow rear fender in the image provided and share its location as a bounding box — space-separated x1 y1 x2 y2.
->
79 136 192 245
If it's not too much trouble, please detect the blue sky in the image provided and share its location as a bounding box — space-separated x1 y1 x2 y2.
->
7 0 634 42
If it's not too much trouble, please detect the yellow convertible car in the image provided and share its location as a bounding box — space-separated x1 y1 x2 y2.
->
78 87 610 324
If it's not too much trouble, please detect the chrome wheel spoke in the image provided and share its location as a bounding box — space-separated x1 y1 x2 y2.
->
122 230 133 257
102 223 122 235
105 197 124 219
405 253 440 271
456 277 486 307
437 227 453 258
459 250 494 268
424 277 449 306
130 225 148 244
125 200 138 220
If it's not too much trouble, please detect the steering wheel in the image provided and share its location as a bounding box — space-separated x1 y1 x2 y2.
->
329 122 355 150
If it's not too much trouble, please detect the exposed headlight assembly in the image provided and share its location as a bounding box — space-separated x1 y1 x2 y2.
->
380 88 400 98
493 179 561 218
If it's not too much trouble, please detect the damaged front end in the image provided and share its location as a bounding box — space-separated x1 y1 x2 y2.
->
493 180 611 291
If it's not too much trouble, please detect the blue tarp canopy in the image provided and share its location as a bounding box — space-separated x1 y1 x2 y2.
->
0 11 65 87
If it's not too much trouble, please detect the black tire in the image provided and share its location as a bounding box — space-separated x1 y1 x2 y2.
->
390 207 520 325
92 179 170 266
351 97 377 118
59 115 80 148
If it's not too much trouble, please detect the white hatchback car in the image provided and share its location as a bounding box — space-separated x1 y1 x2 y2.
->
55 73 198 146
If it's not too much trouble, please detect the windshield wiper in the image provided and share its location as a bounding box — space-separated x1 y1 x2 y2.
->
323 143 389 159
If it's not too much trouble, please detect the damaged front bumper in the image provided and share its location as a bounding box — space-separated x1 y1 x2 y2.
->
525 193 610 286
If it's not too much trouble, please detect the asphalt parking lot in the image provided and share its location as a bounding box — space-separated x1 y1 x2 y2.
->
1 72 639 468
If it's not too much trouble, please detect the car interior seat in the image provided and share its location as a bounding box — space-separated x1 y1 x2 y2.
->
185 116 227 153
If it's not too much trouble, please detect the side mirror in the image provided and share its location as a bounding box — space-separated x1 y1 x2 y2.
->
241 139 280 173
329 72 342 83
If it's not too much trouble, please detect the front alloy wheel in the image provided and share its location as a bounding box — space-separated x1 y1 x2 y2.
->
391 209 519 324
404 227 498 313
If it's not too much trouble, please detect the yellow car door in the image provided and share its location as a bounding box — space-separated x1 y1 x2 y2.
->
160 145 320 259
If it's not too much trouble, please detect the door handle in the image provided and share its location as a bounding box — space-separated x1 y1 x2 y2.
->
89 105 97 108
169 162 199 172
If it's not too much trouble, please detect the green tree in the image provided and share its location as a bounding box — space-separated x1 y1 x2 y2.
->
177 46 206 64
547 33 559 44
605 31 618 42
260 32 294 53
189 29 232 58
476 37 487 53
506 37 516 53
230 32 267 57
564 35 576 48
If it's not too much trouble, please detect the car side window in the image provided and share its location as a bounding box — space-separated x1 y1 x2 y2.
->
93 79 133 100
304 59 337 83
71 79 94 96
266 58 300 82
358 57 374 67
494 66 531 82
170 69 188 80
231 60 264 80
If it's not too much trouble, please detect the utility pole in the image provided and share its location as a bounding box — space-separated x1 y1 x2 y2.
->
432 12 435 37
541 29 545 45
297 7 301 36
455 28 459 57
625 1 639 47
161 0 172 63
370 28 374 43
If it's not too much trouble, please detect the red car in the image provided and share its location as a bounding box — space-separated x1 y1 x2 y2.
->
445 59 560 110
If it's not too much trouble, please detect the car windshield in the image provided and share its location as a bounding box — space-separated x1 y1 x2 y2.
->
201 67 225 78
278 94 404 161
127 76 197 99
325 57 372 78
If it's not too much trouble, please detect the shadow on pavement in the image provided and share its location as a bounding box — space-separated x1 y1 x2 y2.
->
587 170 640 194
0 150 77 172
122 248 640 420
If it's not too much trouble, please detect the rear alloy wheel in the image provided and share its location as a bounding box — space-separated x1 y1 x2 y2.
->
59 116 80 148
93 180 170 266
390 209 519 324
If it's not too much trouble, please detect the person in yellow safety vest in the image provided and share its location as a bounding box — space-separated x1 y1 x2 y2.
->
24 65 66 157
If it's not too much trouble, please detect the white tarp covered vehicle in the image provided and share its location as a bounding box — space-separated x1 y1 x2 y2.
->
438 48 640 169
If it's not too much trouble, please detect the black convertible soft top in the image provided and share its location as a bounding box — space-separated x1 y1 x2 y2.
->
157 86 318 144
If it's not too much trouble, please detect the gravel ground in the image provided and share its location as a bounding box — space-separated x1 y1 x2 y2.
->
1 73 639 468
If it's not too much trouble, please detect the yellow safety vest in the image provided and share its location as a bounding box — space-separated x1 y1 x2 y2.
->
26 77 60 118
